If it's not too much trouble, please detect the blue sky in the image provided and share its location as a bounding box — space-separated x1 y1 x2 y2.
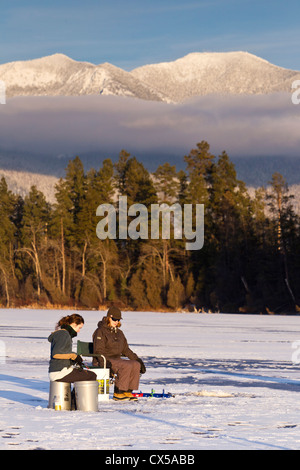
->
1 0 300 70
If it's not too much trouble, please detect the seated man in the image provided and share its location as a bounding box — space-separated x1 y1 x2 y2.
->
92 306 146 401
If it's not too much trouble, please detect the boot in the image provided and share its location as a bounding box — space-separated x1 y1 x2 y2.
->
123 390 138 401
113 385 130 401
113 386 138 401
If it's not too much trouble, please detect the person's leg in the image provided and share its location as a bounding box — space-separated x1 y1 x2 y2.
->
126 360 140 391
110 359 140 400
110 358 140 391
56 368 97 383
56 368 97 410
122 360 140 400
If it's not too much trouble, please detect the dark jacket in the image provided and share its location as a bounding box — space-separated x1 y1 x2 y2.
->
48 329 73 372
92 317 138 368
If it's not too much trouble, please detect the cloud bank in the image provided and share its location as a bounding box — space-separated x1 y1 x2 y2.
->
0 93 299 170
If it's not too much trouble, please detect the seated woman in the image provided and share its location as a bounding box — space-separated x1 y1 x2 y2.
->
92 306 146 401
48 313 96 383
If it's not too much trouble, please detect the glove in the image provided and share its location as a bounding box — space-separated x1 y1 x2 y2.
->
137 357 146 374
73 355 83 367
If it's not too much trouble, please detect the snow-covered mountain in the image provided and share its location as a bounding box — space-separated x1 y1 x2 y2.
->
132 51 300 102
0 53 168 102
1 51 299 103
0 168 58 203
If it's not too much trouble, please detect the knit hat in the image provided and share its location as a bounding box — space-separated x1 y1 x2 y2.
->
107 306 122 320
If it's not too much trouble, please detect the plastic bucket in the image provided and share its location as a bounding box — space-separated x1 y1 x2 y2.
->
48 381 71 411
74 381 99 412
90 368 110 401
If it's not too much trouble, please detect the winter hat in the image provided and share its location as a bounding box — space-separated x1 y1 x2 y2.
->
107 306 122 320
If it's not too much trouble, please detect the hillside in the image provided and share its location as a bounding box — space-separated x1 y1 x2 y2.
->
0 53 167 102
132 51 300 102
0 168 58 203
1 51 299 103
0 167 299 215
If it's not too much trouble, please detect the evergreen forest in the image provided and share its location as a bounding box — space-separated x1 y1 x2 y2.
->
0 141 299 314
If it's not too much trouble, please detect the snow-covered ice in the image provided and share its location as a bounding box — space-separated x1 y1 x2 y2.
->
1 308 300 450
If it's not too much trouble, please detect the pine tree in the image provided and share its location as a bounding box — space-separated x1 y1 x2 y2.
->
203 151 252 311
52 157 87 302
184 140 215 204
79 158 115 245
76 159 115 289
266 173 299 308
167 275 185 310
114 151 158 282
129 268 149 310
115 153 157 207
83 159 118 306
153 162 179 203
54 156 86 247
129 260 163 310
185 272 195 304
114 149 131 196
0 177 19 305
19 186 51 299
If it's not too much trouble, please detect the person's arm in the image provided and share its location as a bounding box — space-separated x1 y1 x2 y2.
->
121 334 146 374
51 331 77 362
93 329 109 367
53 353 77 360
121 334 138 361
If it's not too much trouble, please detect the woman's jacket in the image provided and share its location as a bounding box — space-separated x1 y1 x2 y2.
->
92 317 138 368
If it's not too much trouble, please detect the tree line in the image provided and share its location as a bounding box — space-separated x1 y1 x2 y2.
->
0 140 299 313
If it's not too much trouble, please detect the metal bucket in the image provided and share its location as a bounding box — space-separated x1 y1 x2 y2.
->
90 368 110 401
48 381 71 411
74 381 99 412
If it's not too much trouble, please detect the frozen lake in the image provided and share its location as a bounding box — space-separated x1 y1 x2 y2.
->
1 308 300 450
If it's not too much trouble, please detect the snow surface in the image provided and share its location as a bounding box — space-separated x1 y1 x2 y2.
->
1 308 300 450
1 51 300 102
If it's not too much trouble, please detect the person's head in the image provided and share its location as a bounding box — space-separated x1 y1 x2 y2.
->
106 306 122 328
56 314 84 333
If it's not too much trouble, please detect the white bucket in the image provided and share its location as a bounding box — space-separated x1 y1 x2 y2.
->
48 381 71 411
74 381 99 412
90 368 110 401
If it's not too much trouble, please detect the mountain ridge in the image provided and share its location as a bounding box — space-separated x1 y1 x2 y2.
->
132 51 299 102
1 51 299 103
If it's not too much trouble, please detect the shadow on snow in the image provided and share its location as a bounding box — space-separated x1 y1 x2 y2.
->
142 356 300 392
